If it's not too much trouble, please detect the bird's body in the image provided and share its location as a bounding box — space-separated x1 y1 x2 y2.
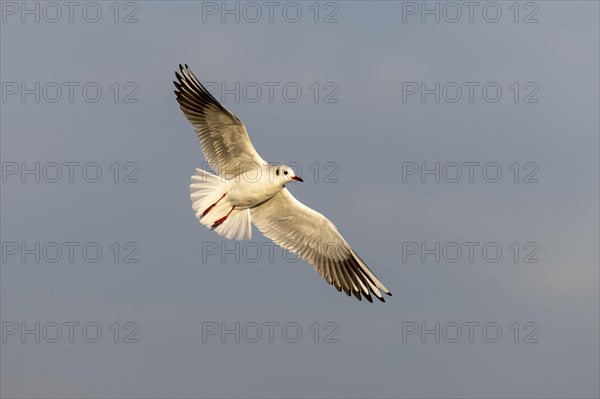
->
189 162 302 240
224 163 288 208
174 64 391 302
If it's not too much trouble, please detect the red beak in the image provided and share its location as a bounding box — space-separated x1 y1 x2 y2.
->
292 176 304 182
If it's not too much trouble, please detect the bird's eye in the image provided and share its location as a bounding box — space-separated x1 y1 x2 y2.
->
284 171 288 175
275 168 280 176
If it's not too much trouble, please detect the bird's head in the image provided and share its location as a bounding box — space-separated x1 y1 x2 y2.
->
275 164 303 186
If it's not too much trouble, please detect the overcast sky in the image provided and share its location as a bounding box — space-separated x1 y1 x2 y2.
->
1 1 599 398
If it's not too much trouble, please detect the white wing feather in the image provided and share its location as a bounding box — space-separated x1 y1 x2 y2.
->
250 189 391 302
174 64 266 179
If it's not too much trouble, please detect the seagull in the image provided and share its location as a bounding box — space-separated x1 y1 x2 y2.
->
174 64 391 302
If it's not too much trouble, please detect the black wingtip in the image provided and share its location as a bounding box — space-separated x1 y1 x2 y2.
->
174 71 183 82
179 64 187 77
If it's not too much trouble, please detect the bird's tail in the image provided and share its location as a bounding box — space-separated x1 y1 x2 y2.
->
190 168 252 240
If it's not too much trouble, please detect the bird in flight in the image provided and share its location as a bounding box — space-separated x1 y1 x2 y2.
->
174 64 391 302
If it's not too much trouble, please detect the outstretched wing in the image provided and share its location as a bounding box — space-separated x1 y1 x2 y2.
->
250 189 391 302
174 64 265 178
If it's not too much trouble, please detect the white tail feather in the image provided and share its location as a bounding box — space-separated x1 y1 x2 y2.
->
190 168 252 240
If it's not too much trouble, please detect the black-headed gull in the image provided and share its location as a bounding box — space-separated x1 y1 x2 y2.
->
174 64 391 302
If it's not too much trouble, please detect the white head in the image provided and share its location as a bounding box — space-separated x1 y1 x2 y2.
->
274 164 303 186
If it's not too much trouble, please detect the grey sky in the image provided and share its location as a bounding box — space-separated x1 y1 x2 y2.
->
1 1 598 398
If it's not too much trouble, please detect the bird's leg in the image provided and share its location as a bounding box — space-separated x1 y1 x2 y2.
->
202 193 226 217
212 206 236 228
